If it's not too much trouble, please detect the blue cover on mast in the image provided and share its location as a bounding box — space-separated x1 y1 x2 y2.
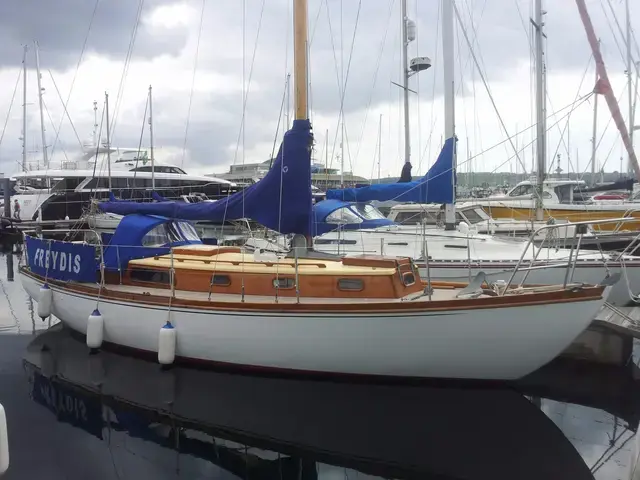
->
98 119 314 235
326 137 456 203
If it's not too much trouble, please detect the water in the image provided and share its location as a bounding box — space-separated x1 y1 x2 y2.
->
1 252 640 479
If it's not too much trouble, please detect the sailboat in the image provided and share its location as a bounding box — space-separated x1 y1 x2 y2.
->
19 0 612 381
312 0 640 306
463 0 640 231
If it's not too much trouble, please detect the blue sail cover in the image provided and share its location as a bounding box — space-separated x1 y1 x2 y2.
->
98 119 314 235
326 136 456 203
102 214 201 272
312 199 395 235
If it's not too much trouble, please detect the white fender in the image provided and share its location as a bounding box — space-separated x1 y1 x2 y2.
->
37 284 52 320
158 321 176 365
0 403 9 475
86 309 104 349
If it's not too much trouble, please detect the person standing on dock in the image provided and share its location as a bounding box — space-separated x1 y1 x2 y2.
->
12 199 20 220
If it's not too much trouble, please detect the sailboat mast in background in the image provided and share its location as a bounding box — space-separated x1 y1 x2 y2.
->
105 92 112 192
532 0 546 222
590 39 600 187
34 41 48 169
625 0 635 175
21 45 27 173
442 0 457 230
401 0 413 169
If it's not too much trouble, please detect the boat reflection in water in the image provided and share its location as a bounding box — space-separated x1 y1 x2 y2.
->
23 326 640 480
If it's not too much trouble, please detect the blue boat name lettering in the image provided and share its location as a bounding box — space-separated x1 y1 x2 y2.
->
34 248 81 273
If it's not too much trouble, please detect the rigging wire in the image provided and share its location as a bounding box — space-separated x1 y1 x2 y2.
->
323 0 342 171
545 53 594 175
339 0 362 175
467 93 593 164
109 0 146 144
487 94 593 175
601 0 633 66
269 76 289 168
42 99 70 162
180 0 206 168
0 68 22 168
47 70 84 154
452 0 526 173
419 0 441 170
457 0 491 172
132 94 150 186
374 92 593 204
90 98 106 198
513 0 535 173
592 85 629 172
456 2 470 175
308 0 324 47
349 0 395 172
48 0 101 161
324 0 363 174
230 0 267 168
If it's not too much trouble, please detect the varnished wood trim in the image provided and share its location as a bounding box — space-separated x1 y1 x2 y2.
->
21 267 605 314
171 246 242 256
342 255 407 269
123 263 422 299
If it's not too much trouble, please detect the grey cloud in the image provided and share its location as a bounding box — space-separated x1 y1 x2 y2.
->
0 0 188 68
0 0 636 176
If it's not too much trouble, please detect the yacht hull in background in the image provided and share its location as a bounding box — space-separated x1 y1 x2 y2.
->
314 229 640 306
416 261 633 306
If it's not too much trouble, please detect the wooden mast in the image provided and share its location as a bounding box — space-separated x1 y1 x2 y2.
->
293 0 308 121
293 0 312 248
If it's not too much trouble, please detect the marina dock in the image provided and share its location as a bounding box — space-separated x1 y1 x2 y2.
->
564 304 640 366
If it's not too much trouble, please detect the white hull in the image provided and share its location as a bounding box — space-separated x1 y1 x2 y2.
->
20 271 607 380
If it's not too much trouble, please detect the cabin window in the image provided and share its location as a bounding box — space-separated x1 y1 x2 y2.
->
337 278 364 291
130 268 171 284
314 239 357 245
142 223 184 247
508 184 533 197
211 274 231 286
326 207 362 225
273 277 295 289
142 225 172 247
393 211 438 225
351 204 386 220
460 208 486 224
402 272 416 286
177 221 200 242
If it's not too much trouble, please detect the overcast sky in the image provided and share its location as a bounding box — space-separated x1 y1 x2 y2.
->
0 0 637 180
